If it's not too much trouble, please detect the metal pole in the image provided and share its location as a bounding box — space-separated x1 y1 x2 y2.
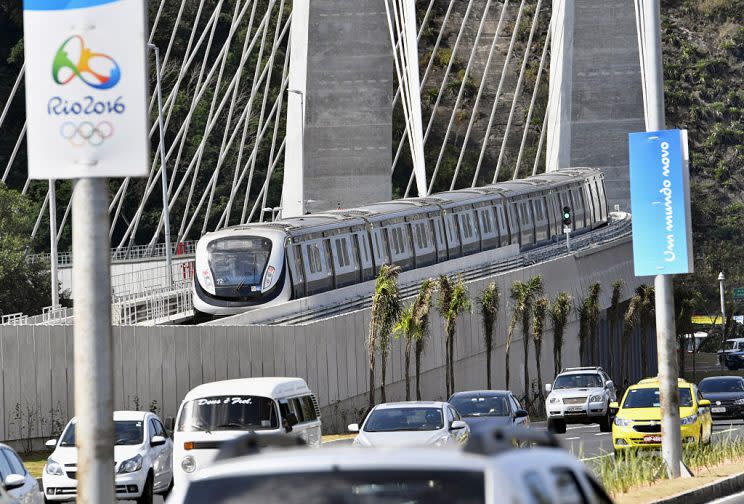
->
72 178 115 503
149 43 173 287
49 179 59 307
719 272 726 372
288 89 305 215
640 0 681 479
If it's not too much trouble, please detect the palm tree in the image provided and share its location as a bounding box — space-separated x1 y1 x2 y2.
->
436 275 453 395
586 283 602 364
412 279 435 400
394 304 416 401
549 292 572 377
367 264 402 408
437 275 471 397
609 280 625 380
478 282 500 389
532 296 549 408
624 284 655 379
674 287 702 379
508 276 543 400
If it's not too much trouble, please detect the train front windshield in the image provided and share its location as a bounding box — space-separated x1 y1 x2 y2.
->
208 237 272 293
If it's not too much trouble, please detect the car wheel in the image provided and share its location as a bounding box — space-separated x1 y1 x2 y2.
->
137 473 154 504
599 410 612 432
548 419 566 434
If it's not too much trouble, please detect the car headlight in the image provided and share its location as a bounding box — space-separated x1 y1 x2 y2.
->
614 417 633 427
45 458 64 476
549 396 561 404
589 395 604 403
181 455 196 473
117 454 143 474
680 414 698 425
734 399 744 405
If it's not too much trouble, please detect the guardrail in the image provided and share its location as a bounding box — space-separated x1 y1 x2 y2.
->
29 240 197 266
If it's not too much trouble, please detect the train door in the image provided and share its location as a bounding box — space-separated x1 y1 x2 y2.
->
477 206 498 250
355 232 374 281
302 240 333 295
532 197 549 243
331 235 358 288
445 213 462 258
570 186 587 230
412 220 436 268
432 216 448 262
371 228 389 271
494 204 508 247
287 242 306 298
458 210 480 255
518 200 535 246
508 202 521 246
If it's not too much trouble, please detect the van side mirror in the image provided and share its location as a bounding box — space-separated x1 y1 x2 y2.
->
544 383 552 393
3 474 25 490
164 417 176 431
45 439 57 450
151 435 166 447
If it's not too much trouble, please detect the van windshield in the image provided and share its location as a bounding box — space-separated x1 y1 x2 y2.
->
177 396 279 432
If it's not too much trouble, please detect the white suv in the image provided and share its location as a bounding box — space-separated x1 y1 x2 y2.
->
42 411 173 503
167 429 613 503
545 367 617 434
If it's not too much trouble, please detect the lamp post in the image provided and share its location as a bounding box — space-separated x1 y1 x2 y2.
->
288 89 305 215
719 272 726 372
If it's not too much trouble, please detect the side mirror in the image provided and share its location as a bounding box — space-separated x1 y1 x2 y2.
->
348 423 360 433
699 399 711 408
45 439 57 450
606 380 614 389
150 435 166 447
164 417 176 431
609 402 619 411
450 420 467 430
3 474 25 490
544 383 552 393
515 409 529 419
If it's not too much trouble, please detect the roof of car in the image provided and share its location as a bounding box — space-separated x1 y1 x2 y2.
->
67 411 152 423
183 377 311 402
450 390 511 397
558 367 604 376
700 375 744 381
634 377 691 388
374 401 447 409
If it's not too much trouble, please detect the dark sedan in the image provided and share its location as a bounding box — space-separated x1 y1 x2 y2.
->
699 376 744 420
448 390 529 431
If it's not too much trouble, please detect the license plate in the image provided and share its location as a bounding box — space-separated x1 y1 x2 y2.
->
566 406 584 413
643 435 662 444
712 407 726 413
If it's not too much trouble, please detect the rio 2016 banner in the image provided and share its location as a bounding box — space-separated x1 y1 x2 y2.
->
628 129 693 276
23 0 149 179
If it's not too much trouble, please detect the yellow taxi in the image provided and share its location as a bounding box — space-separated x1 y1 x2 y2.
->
611 377 712 452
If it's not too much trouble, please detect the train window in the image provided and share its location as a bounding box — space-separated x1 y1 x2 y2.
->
307 244 322 274
335 240 345 267
323 241 334 273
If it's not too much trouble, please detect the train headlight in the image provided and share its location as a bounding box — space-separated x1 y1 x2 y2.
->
263 266 275 289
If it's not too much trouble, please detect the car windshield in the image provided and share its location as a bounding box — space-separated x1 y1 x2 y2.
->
622 387 693 408
208 237 272 289
553 373 603 389
177 396 279 432
449 395 510 417
364 408 443 432
59 420 144 446
182 470 485 504
724 341 744 351
700 378 744 393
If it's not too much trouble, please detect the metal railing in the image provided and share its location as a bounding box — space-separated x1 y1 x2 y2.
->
112 283 194 325
29 240 197 266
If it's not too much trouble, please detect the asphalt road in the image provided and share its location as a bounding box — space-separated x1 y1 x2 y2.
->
712 490 744 503
530 418 744 461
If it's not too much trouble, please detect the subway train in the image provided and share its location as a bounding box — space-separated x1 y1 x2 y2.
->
193 167 608 317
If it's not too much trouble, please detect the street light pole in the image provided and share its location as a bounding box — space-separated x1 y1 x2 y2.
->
148 43 173 287
638 0 682 478
288 89 305 216
49 179 59 307
719 272 726 372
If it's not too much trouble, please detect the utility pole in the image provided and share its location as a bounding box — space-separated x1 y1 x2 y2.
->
639 0 682 478
719 272 726 372
49 179 59 307
149 43 173 287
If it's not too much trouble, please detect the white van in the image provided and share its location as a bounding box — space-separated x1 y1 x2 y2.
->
173 377 321 488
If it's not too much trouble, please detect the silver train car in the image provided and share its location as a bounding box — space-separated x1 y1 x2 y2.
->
193 168 608 316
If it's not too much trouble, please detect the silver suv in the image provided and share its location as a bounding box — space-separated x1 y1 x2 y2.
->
545 367 617 434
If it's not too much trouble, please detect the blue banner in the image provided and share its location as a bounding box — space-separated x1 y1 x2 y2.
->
24 0 117 10
629 129 693 276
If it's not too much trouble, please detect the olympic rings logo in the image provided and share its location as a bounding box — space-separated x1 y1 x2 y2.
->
53 35 121 90
60 121 114 147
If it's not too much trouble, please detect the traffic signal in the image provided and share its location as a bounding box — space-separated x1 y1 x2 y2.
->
562 206 572 226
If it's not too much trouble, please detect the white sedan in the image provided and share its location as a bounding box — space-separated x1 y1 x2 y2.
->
42 411 173 503
348 401 469 448
0 443 43 503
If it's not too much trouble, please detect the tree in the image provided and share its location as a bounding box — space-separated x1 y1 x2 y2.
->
624 284 655 379
437 275 471 397
0 183 66 317
532 296 549 409
478 282 500 389
412 279 436 400
579 283 602 365
367 265 402 409
675 286 702 379
549 292 572 377
394 304 417 401
609 280 625 380
508 276 543 400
